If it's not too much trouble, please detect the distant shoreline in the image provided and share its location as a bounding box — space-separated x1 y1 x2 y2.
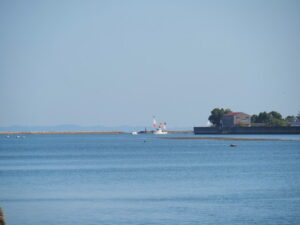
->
0 130 193 135
0 131 125 135
159 136 299 141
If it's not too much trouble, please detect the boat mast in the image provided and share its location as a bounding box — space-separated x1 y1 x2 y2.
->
153 116 157 130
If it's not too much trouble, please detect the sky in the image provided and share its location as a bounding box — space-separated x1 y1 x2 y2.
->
0 0 300 128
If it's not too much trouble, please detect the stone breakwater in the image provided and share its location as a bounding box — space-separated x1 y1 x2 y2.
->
165 130 193 134
194 126 300 134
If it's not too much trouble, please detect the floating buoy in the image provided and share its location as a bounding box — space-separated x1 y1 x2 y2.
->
230 144 237 147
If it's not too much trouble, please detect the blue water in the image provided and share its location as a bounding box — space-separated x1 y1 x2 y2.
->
1 134 300 225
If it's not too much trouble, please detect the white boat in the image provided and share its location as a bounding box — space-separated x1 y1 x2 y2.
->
153 128 168 135
152 117 168 135
131 131 138 135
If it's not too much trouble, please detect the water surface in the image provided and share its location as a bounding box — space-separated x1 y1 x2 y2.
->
1 134 300 225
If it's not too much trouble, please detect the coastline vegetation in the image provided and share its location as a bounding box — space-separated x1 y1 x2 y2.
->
251 111 300 127
208 108 232 127
208 108 300 127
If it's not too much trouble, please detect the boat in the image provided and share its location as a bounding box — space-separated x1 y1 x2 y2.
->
131 131 138 135
152 116 168 135
153 128 168 135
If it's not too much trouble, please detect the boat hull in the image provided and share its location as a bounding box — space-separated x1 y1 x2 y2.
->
153 130 168 135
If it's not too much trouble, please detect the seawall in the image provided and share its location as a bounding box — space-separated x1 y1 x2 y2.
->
194 126 300 134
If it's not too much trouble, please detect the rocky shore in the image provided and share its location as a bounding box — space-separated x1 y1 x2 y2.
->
0 208 5 225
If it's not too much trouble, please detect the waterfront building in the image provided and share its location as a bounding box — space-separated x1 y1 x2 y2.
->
221 112 251 128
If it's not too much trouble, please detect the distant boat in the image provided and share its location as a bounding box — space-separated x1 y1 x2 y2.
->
131 131 138 135
152 116 168 135
153 128 168 135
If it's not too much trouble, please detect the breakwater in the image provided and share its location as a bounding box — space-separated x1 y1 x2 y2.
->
194 126 300 134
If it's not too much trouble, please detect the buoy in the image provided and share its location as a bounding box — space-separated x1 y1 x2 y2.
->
230 144 237 147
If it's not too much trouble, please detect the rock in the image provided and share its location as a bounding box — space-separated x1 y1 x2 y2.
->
0 208 5 225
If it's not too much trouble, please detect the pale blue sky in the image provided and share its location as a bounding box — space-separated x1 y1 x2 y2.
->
1 0 299 128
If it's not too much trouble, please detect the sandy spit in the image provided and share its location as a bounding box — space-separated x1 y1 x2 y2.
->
158 136 299 141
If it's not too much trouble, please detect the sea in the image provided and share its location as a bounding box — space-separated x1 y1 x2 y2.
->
0 133 300 225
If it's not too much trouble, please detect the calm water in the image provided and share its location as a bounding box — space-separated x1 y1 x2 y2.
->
1 134 300 225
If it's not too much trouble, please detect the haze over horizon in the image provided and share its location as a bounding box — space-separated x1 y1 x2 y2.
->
1 0 300 128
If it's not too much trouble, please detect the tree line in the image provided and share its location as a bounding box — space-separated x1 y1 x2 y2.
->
208 108 300 127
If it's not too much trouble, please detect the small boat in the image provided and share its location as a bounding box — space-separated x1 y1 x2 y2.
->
230 144 237 147
131 131 138 135
153 128 168 135
152 117 168 135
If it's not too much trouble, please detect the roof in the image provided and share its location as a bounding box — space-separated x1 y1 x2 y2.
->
223 112 248 117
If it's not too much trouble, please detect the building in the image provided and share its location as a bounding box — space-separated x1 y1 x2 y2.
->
221 112 251 128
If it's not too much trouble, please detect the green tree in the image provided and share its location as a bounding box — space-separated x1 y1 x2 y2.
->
268 118 288 127
252 111 288 126
251 114 258 123
256 112 271 123
208 108 232 127
269 111 283 120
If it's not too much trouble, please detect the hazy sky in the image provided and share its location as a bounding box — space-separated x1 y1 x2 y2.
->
1 0 299 127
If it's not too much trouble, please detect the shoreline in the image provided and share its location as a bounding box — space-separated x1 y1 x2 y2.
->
0 131 125 135
158 136 300 141
0 130 193 135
